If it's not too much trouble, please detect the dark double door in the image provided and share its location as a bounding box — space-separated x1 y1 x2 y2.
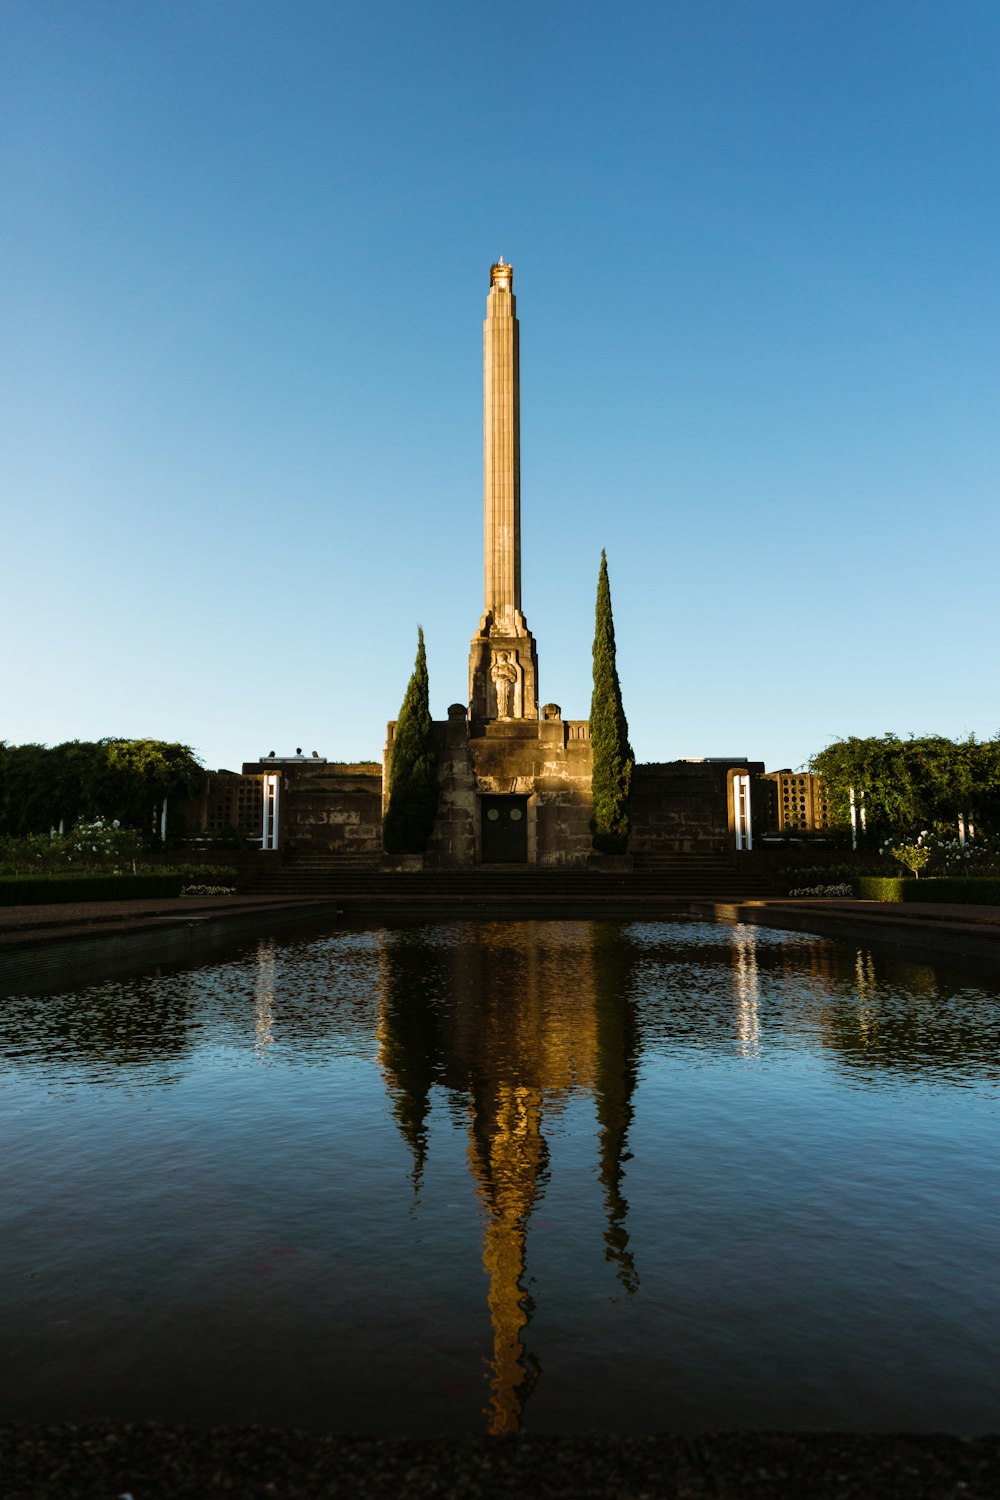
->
480 795 528 863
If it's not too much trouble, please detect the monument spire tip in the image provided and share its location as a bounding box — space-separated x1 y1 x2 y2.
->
489 257 513 289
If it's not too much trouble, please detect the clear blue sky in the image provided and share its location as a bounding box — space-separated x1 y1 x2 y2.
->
3 1 997 772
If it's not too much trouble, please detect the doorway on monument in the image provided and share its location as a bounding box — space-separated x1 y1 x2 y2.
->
480 795 529 863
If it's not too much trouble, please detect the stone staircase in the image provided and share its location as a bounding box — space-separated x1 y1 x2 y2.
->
247 850 778 911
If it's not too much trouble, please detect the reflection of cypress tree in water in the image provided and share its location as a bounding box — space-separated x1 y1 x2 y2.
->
375 931 447 1190
591 924 640 1295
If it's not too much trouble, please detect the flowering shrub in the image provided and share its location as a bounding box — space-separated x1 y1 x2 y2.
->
62 818 144 869
787 883 853 898
0 819 143 874
879 830 1000 877
912 830 1000 875
180 885 237 897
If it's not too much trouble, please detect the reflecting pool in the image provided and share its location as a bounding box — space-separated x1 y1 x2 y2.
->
2 919 999 1435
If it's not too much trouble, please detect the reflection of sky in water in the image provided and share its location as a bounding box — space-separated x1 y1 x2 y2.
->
1 918 999 1436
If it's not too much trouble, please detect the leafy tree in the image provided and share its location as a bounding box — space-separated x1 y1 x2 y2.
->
0 743 54 836
383 628 439 856
101 738 203 828
810 732 1000 841
0 738 203 837
589 550 634 854
891 844 931 878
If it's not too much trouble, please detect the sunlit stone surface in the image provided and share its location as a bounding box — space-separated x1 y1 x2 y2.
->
2 918 999 1435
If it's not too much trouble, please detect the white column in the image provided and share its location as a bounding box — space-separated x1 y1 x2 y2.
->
262 774 280 851
733 773 753 851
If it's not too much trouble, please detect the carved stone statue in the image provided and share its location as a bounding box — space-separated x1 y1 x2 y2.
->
491 651 517 718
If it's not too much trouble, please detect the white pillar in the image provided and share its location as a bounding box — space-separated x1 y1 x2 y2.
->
733 773 753 851
849 786 857 851
262 774 280 851
160 797 168 843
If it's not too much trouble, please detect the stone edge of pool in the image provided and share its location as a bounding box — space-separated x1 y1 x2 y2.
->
3 890 1000 958
3 891 1000 1007
698 896 1000 967
1 1425 998 1498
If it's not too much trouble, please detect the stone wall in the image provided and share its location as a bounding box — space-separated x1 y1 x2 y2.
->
241 760 383 855
385 710 595 868
468 716 594 867
283 763 383 854
631 762 738 855
235 749 774 865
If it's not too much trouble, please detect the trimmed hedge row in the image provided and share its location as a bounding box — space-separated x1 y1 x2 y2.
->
852 875 1000 905
0 874 184 906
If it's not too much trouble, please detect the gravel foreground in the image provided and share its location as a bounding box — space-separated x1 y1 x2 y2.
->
2 1426 998 1499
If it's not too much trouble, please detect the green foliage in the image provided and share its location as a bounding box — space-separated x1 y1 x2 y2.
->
896 829 1000 876
853 876 908 902
0 738 204 837
383 628 440 856
915 877 1000 904
589 551 634 854
0 819 143 874
810 733 1000 841
891 844 931 878
102 739 203 828
853 875 1000 905
167 863 238 881
0 873 184 905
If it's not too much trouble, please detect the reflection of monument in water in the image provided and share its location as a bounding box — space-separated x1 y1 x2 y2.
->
375 923 640 1434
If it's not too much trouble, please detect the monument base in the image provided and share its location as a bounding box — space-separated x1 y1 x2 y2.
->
468 609 539 722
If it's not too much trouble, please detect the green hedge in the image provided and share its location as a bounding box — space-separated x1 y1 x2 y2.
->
0 873 184 905
852 875 1000 905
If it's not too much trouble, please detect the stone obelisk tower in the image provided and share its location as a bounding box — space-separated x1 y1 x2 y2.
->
469 259 539 720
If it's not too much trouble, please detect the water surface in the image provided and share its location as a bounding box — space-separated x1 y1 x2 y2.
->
2 918 998 1435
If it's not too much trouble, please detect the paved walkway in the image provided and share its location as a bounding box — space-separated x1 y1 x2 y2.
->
1 1424 997 1499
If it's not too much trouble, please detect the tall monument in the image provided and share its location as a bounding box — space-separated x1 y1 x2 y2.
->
469 259 540 720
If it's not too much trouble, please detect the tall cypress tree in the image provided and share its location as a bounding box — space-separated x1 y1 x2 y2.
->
590 550 634 854
383 627 440 855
